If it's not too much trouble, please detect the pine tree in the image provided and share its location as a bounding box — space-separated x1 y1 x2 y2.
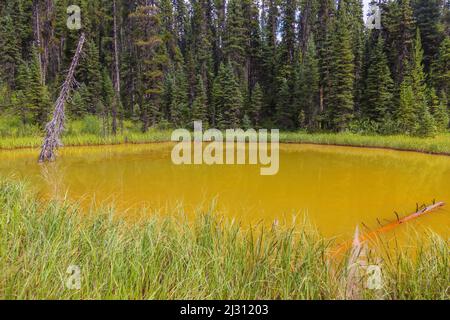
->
79 40 102 114
170 68 190 127
15 60 32 123
28 47 52 126
275 67 295 129
315 0 335 121
130 2 169 131
364 34 394 123
413 0 444 73
279 0 297 66
415 99 437 137
224 0 247 84
214 63 242 128
430 88 449 131
432 36 450 100
101 69 115 132
348 0 365 111
383 0 416 85
174 0 189 55
191 75 208 124
410 29 436 136
250 83 263 127
260 0 279 119
0 15 21 88
397 80 417 134
161 72 174 121
243 0 262 91
297 36 319 128
68 87 88 119
211 65 225 127
328 1 355 131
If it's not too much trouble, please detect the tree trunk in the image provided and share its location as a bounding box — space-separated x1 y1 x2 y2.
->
111 0 121 135
39 33 86 163
33 0 44 84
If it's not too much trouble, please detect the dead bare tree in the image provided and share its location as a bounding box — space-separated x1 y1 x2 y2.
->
33 0 44 84
38 33 86 163
111 0 121 135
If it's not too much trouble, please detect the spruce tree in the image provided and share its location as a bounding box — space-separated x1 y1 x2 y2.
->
170 68 190 127
432 37 450 100
243 0 262 91
275 67 295 130
130 3 169 131
415 99 437 137
250 83 263 127
190 0 214 90
364 34 394 123
211 64 226 127
224 0 247 84
101 69 115 132
383 0 416 85
412 0 444 73
328 1 355 131
279 0 297 66
28 48 52 126
397 79 417 134
191 75 208 125
260 0 279 118
79 40 102 114
214 63 242 128
348 0 365 111
15 60 31 124
68 88 88 120
430 88 449 132
411 29 436 136
0 15 21 88
224 63 243 128
161 72 174 121
297 36 319 128
315 0 335 122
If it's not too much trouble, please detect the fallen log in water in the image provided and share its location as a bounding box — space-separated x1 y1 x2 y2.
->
333 201 446 257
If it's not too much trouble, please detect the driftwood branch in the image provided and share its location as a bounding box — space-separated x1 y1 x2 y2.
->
38 33 86 163
333 201 446 257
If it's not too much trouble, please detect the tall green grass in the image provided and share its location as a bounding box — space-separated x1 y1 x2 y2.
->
280 132 450 155
0 114 449 155
0 180 448 300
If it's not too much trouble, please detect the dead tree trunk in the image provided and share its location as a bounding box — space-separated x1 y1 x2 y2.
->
111 0 120 135
33 0 44 84
39 33 86 163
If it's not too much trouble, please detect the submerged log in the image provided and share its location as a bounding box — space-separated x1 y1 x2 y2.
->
38 33 86 163
333 201 446 257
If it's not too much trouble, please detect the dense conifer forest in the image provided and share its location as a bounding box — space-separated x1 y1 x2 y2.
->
0 0 449 137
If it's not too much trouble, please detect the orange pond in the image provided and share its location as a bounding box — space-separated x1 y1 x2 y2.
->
0 143 449 242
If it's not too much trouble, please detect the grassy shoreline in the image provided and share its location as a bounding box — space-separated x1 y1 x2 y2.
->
0 180 448 300
0 131 450 156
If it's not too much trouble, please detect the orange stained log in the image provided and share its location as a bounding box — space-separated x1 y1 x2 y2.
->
332 202 446 257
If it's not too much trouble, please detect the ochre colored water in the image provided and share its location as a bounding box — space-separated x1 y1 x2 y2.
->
0 143 449 242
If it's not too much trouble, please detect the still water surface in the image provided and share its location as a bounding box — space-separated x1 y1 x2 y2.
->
0 143 449 240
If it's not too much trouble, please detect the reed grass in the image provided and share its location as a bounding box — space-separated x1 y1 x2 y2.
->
279 132 450 155
0 127 449 156
0 130 173 150
0 180 448 300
